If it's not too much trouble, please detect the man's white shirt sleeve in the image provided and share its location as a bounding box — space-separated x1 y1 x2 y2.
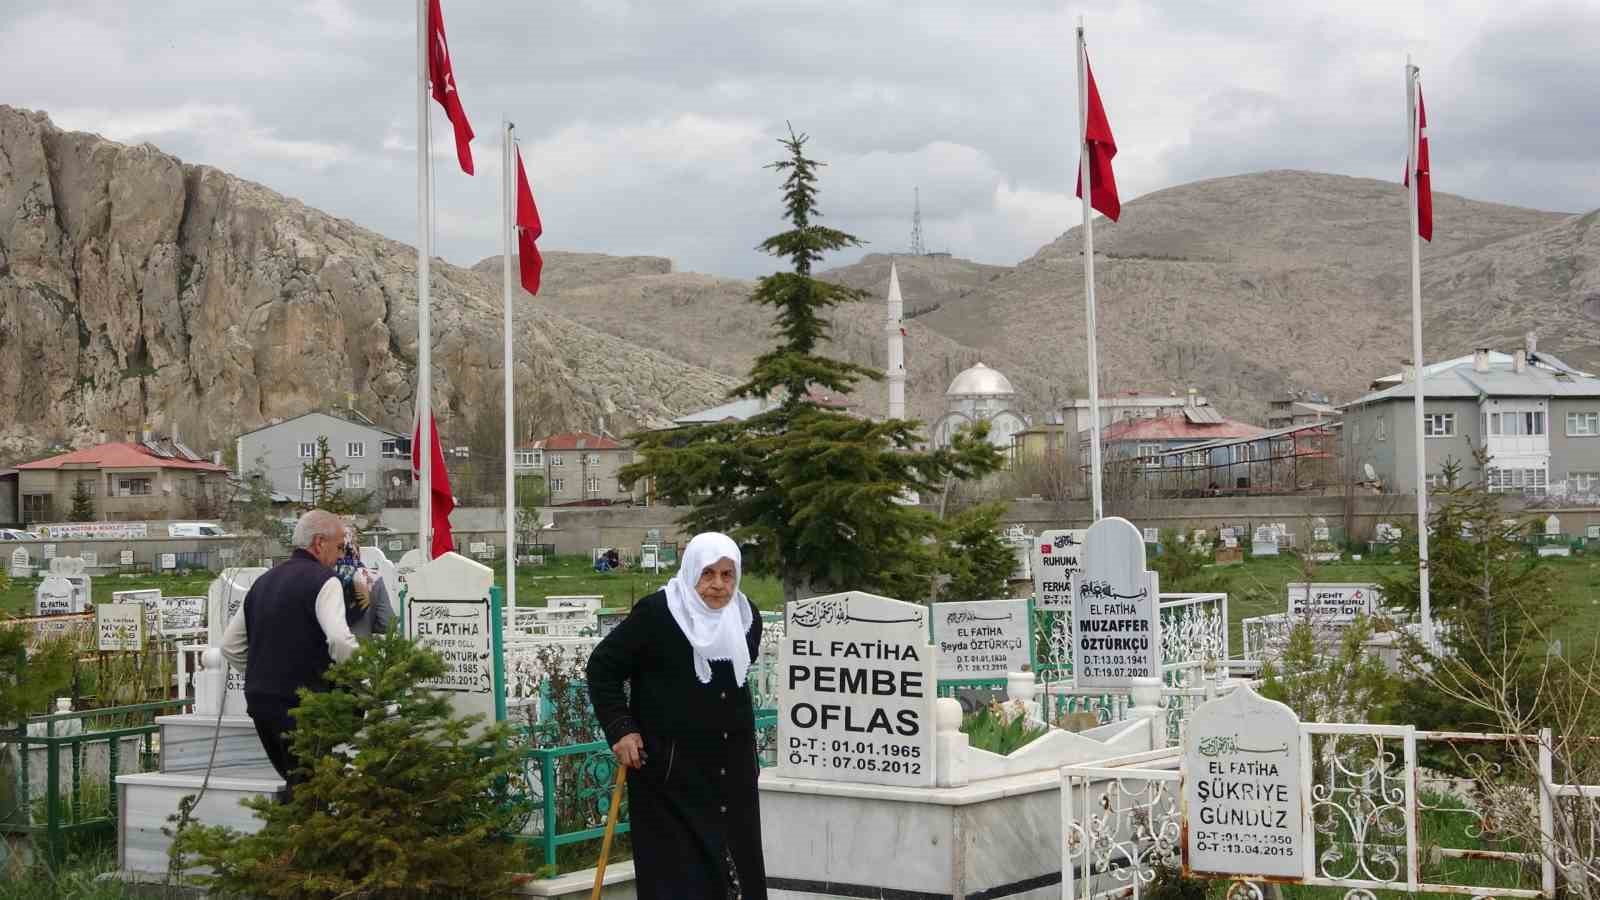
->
220 606 249 673
314 576 361 663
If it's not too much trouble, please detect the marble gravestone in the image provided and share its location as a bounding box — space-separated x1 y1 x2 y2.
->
1070 517 1161 687
930 598 1029 683
1031 529 1086 612
778 591 937 788
547 594 603 611
394 549 425 603
404 552 502 733
1183 683 1305 880
96 603 144 652
156 596 207 635
113 589 163 637
1251 526 1280 557
42 544 56 560
1287 583 1381 622
206 568 268 715
10 547 30 578
34 576 76 616
1312 518 1332 543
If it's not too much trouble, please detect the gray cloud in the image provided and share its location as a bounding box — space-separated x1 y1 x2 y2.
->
4 0 1595 277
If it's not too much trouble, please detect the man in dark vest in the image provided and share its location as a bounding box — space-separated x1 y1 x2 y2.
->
220 509 360 795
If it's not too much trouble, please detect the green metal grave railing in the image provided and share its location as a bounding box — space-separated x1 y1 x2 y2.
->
509 708 778 872
0 698 192 865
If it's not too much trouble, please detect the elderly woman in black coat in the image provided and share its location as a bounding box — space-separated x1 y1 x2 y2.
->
586 532 766 899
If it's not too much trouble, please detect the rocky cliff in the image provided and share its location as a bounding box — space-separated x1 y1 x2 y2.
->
0 106 735 460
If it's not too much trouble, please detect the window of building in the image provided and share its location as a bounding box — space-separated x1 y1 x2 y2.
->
21 494 53 523
347 441 364 458
117 477 152 497
300 473 313 492
299 441 318 459
585 476 601 494
550 478 565 493
1423 413 1455 437
1568 471 1600 493
381 438 403 458
1485 467 1548 496
1136 443 1163 468
1486 411 1545 436
515 450 537 467
550 454 564 467
347 471 366 489
1426 473 1450 489
76 478 98 497
1375 419 1387 441
585 453 601 465
1352 422 1360 444
1567 412 1600 436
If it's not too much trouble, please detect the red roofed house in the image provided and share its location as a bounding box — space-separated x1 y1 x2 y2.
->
14 435 230 523
514 432 638 506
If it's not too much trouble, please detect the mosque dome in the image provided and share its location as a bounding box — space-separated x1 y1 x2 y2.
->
946 362 1016 398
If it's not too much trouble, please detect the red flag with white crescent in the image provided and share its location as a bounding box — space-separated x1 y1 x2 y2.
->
515 148 543 295
428 0 475 175
1075 56 1121 222
1404 85 1432 242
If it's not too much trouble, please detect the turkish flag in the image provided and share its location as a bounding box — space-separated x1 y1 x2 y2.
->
428 0 474 175
1404 86 1433 242
1075 57 1121 222
515 148 543 295
411 412 456 559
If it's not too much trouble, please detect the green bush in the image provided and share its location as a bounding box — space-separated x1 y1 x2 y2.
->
172 631 531 898
960 702 1046 756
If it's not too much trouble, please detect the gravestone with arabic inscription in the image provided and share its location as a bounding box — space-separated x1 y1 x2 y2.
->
778 591 936 787
930 598 1029 682
1031 529 1085 611
404 552 502 734
1070 517 1161 687
34 576 75 616
1183 683 1305 879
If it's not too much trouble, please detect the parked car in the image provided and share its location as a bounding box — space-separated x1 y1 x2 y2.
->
168 522 228 538
0 528 36 541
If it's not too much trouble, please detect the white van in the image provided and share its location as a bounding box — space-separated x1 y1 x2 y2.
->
169 522 227 538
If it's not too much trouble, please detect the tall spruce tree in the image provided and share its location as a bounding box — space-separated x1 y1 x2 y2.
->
623 127 1003 603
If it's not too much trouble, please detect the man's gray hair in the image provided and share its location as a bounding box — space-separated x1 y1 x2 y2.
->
292 509 345 549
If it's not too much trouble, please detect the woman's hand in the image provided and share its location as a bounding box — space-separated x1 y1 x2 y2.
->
613 732 646 769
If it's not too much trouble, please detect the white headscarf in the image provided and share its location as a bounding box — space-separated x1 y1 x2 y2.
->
666 532 753 686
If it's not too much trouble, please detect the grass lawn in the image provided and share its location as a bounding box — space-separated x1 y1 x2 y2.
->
497 554 787 611
0 571 215 618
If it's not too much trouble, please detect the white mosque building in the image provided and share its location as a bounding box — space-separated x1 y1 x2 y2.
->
930 362 1029 450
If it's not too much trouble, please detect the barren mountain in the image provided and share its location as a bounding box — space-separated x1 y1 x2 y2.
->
0 106 733 460
4 103 1592 466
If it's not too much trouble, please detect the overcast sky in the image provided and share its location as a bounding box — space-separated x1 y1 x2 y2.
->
7 0 1597 278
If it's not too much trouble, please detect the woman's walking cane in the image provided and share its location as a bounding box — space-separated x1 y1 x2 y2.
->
591 763 629 900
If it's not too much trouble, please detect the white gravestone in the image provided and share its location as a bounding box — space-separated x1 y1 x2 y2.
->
1070 517 1161 687
34 576 76 616
49 556 85 577
1545 514 1561 536
81 550 98 567
405 552 500 732
1142 527 1160 543
96 603 144 652
208 567 268 715
388 539 403 552
395 549 425 602
1183 683 1305 879
41 544 56 560
156 596 207 635
119 549 135 566
1251 526 1279 557
1374 523 1400 543
1031 529 1086 611
10 547 31 578
778 591 936 787
930 598 1029 683
1312 518 1331 543
1287 583 1381 622
160 553 177 571
547 595 603 612
114 589 163 636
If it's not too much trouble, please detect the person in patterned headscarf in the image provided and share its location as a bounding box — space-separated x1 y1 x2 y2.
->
586 532 766 900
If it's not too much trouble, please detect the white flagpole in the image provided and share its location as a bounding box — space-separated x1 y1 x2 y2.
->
1406 56 1433 647
502 119 516 609
1077 20 1105 522
416 0 433 558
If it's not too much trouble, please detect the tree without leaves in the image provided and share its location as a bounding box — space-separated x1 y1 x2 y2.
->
623 127 1005 603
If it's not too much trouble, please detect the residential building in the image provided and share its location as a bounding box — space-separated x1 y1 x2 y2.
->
1341 338 1600 497
235 410 410 507
13 436 230 523
1267 392 1341 430
1043 390 1211 484
671 390 855 426
523 432 638 506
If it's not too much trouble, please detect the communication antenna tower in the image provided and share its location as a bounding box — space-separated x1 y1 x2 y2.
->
909 187 925 257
